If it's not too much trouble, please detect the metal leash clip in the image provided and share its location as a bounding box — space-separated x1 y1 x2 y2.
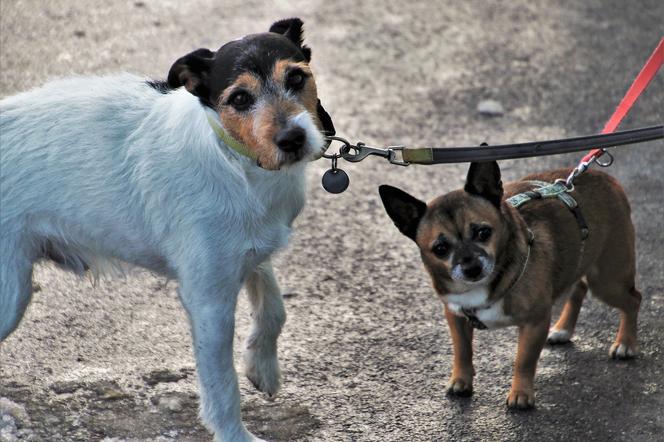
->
320 137 409 193
565 164 586 188
565 148 615 187
341 141 410 166
324 136 409 166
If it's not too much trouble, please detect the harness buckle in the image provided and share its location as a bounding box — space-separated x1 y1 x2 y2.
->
554 178 575 193
461 308 488 330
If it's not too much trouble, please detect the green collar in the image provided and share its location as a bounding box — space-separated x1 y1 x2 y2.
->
206 111 331 165
206 113 257 161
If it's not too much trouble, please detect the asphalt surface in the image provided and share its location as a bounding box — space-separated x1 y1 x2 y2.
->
1 1 663 441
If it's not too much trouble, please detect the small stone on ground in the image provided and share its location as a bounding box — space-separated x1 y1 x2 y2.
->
477 99 505 116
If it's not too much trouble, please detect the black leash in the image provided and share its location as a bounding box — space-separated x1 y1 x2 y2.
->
320 125 664 193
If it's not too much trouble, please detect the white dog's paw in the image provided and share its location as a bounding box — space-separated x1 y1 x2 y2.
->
213 430 266 442
244 345 281 398
547 328 572 345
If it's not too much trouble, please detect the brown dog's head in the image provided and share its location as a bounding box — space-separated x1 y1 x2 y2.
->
167 18 335 170
379 161 509 295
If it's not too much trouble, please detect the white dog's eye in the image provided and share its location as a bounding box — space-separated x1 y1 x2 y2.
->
286 70 307 90
229 91 254 110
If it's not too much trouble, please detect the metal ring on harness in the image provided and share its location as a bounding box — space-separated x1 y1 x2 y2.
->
554 178 574 192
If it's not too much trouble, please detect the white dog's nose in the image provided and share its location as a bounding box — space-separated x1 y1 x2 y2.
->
275 127 306 152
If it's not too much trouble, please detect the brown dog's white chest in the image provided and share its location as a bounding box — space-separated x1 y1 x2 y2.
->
443 286 515 329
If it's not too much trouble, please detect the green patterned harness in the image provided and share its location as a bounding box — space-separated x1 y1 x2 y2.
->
506 180 589 240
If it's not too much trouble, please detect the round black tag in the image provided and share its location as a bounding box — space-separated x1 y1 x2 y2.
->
322 168 349 194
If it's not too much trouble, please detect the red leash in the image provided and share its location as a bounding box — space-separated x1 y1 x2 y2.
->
569 37 664 183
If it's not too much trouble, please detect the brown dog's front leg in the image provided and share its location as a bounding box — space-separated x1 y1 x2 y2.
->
445 306 474 396
507 314 551 409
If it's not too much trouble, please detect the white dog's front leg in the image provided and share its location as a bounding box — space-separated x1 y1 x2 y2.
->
243 260 286 397
179 274 261 442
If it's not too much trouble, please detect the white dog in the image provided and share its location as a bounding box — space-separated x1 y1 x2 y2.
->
0 18 334 442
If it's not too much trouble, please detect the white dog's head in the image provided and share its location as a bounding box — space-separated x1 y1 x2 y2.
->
167 18 335 170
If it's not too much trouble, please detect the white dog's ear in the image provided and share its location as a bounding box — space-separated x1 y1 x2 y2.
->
269 18 311 61
464 161 503 208
167 48 215 101
316 99 335 137
379 185 427 242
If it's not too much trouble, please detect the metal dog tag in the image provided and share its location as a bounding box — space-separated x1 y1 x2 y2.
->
322 168 349 194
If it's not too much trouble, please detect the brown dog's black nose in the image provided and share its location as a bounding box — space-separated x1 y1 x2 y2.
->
459 255 483 279
275 127 306 152
462 264 483 280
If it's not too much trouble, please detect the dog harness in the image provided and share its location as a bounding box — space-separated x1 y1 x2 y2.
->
506 180 589 240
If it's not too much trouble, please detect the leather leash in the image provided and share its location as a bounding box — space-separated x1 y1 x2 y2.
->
321 37 664 194
400 125 663 164
326 125 663 165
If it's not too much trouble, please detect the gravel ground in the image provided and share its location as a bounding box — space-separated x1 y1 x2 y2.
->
1 1 663 441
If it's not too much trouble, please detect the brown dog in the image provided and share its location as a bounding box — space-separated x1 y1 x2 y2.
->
379 161 640 409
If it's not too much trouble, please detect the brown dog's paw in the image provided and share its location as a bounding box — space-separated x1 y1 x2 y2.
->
609 342 638 360
446 378 473 397
506 388 535 409
546 328 572 345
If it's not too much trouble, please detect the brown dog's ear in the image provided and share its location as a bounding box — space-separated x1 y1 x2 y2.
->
269 18 311 61
464 161 503 208
379 185 427 241
316 99 335 136
167 48 215 103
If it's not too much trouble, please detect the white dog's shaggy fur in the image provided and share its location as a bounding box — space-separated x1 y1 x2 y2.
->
0 71 324 441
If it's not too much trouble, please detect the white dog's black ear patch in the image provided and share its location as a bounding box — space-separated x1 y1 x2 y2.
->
167 48 215 104
379 185 427 241
269 18 311 61
465 161 504 208
316 99 335 137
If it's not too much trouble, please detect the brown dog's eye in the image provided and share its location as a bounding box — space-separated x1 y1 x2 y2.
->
228 91 253 110
286 70 306 90
432 242 451 259
474 226 492 242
